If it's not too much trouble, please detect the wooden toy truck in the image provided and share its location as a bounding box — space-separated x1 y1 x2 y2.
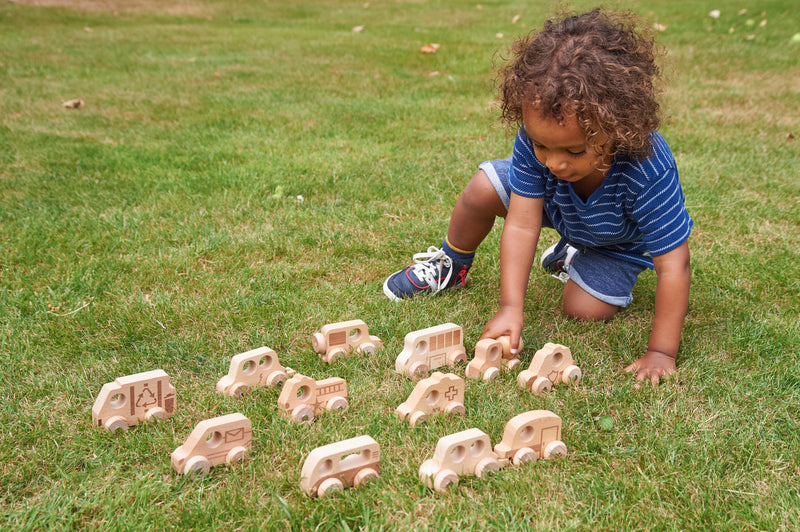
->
300 435 381 497
216 346 295 397
92 369 176 432
465 336 523 381
395 372 465 427
171 413 252 476
312 319 383 363
277 373 348 424
419 428 502 492
395 323 467 379
494 410 568 467
517 343 582 394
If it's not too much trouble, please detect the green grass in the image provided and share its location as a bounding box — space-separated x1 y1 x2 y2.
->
1 0 799 529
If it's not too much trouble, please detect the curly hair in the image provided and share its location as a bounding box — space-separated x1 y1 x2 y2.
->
498 9 662 161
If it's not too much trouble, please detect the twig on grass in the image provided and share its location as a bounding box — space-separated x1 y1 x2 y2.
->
47 298 94 316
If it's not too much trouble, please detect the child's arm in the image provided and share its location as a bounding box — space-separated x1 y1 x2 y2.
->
481 194 544 353
624 240 691 385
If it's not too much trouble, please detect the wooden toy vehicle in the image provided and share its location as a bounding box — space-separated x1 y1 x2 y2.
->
171 413 252 476
419 428 502 492
277 373 348 424
312 319 383 363
494 410 567 467
92 369 176 432
300 435 381 497
465 336 523 381
216 346 295 397
395 372 465 427
395 323 467 379
517 343 582 394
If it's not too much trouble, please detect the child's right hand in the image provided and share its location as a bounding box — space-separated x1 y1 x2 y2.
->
481 306 524 355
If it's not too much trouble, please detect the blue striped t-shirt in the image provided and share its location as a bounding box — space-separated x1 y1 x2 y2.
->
509 128 693 268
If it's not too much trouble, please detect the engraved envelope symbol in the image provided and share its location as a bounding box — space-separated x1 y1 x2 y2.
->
225 428 245 443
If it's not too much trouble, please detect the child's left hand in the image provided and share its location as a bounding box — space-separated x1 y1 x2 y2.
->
624 350 676 387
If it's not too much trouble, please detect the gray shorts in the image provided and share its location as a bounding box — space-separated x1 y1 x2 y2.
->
479 158 646 308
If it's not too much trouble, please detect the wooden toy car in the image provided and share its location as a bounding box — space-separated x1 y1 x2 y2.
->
277 373 348 424
395 372 465 427
300 435 381 497
395 323 467 379
216 346 296 397
494 410 567 467
171 413 252 476
517 343 582 394
312 319 383 363
92 369 176 432
465 336 523 381
418 428 502 492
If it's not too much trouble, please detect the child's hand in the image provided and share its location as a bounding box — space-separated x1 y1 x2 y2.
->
624 350 676 387
481 306 524 354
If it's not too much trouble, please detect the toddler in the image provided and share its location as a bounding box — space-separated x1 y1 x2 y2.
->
383 9 692 385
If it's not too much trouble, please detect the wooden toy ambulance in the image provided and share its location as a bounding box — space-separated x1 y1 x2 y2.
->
92 369 176 432
277 373 348 424
465 336 523 381
494 410 567 467
517 343 582 394
300 435 381 497
395 323 467 379
395 372 465 427
171 413 252 476
216 346 295 397
419 428 502 492
312 319 383 363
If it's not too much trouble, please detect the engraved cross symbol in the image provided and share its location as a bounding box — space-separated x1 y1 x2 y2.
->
445 385 459 401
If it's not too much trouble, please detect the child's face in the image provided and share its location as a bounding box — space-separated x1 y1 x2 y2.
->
522 105 609 188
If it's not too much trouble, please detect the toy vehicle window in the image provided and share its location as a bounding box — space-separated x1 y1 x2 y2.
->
414 340 428 355
206 431 223 449
425 389 440 405
519 425 534 443
449 444 466 463
242 360 257 375
259 355 272 369
110 393 126 409
320 458 334 476
552 351 563 366
296 385 311 401
470 439 485 456
348 328 363 343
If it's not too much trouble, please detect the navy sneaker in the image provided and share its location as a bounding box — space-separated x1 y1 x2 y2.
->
383 247 470 301
540 241 578 283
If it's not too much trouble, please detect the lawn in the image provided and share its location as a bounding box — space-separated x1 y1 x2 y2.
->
1 0 799 530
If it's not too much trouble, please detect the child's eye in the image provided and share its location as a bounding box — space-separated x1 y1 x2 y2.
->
567 149 586 157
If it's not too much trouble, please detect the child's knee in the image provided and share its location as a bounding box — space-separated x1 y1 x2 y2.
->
460 170 507 217
562 281 619 322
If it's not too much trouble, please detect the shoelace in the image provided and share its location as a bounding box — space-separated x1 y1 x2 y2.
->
410 247 453 294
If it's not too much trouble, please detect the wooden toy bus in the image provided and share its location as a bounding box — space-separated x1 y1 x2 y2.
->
277 374 348 424
312 319 383 363
395 323 467 379
300 435 381 497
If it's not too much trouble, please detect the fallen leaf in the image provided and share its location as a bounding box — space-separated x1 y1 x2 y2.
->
62 98 83 109
738 9 747 15
214 72 221 78
759 19 767 27
511 14 521 24
709 10 721 19
476 4 483 10
653 23 667 32
786 132 795 141
597 416 614 431
496 32 504 39
352 25 365 33
792 33 800 43
84 26 93 32
744 34 756 40
420 43 440 54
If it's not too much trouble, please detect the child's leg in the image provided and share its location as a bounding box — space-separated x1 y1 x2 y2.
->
446 167 508 253
562 281 619 321
383 159 510 301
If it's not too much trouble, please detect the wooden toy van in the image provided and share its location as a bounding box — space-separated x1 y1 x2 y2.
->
494 410 567 466
216 346 295 397
395 372 465 427
300 435 381 497
312 319 383 363
171 413 252 476
517 343 582 394
418 428 502 492
395 323 467 379
92 369 176 431
277 374 348 424
465 336 523 381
